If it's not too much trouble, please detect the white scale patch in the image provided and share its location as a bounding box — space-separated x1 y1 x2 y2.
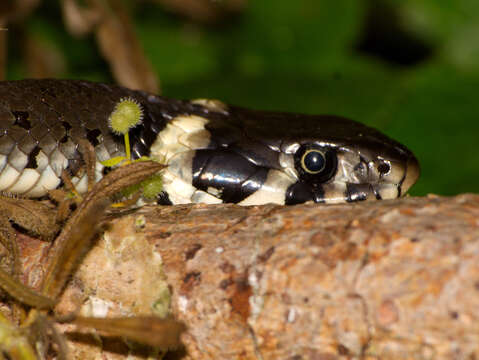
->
71 162 105 194
0 143 107 197
377 184 399 199
191 190 222 204
150 115 210 164
1 147 66 197
8 147 28 171
150 115 221 204
7 169 40 193
28 165 61 197
278 153 298 181
49 148 69 178
239 169 296 206
0 164 21 191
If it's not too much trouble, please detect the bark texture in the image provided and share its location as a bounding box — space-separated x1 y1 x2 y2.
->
18 194 479 359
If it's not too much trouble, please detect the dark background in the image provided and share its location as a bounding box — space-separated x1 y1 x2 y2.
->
5 0 479 197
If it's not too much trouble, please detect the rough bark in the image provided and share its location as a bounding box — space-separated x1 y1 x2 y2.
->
18 194 479 359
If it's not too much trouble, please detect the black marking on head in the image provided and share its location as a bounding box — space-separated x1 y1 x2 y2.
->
192 149 268 204
86 128 102 147
346 183 369 202
229 141 280 169
12 111 31 130
25 146 41 169
241 168 269 198
397 165 407 197
157 191 173 205
285 182 325 205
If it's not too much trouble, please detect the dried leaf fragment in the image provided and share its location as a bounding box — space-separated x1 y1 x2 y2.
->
66 315 185 350
0 196 59 277
93 0 159 93
0 197 59 241
62 0 101 37
0 267 55 309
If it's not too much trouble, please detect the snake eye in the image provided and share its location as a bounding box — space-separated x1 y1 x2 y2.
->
301 149 325 174
295 145 337 183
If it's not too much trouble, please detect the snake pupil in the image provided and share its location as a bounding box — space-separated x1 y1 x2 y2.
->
302 150 325 174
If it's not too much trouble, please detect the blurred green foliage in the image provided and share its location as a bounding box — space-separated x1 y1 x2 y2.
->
8 0 479 197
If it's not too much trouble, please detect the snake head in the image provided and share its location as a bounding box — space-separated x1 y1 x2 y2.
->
236 112 420 205
278 128 420 204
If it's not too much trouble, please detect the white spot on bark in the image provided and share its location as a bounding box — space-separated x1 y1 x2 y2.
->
287 308 296 323
86 296 114 317
178 295 188 313
248 271 263 319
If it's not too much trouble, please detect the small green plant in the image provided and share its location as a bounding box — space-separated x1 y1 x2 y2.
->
101 97 163 201
102 97 144 166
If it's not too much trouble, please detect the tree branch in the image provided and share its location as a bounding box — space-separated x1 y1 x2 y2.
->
20 194 479 359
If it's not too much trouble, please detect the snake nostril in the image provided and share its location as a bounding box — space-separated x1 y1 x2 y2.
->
377 161 391 175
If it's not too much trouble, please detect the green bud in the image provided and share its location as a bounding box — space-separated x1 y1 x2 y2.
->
109 97 143 135
141 174 163 200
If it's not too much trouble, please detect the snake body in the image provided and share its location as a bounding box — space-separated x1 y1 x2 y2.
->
0 79 419 205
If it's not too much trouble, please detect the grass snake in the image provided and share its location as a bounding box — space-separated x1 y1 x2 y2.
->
0 79 419 205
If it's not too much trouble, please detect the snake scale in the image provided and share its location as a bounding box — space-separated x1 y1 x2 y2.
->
0 79 419 205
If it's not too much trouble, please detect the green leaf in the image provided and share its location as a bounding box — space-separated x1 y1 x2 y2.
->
100 156 127 168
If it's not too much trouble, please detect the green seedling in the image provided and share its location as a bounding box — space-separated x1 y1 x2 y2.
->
101 97 164 201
